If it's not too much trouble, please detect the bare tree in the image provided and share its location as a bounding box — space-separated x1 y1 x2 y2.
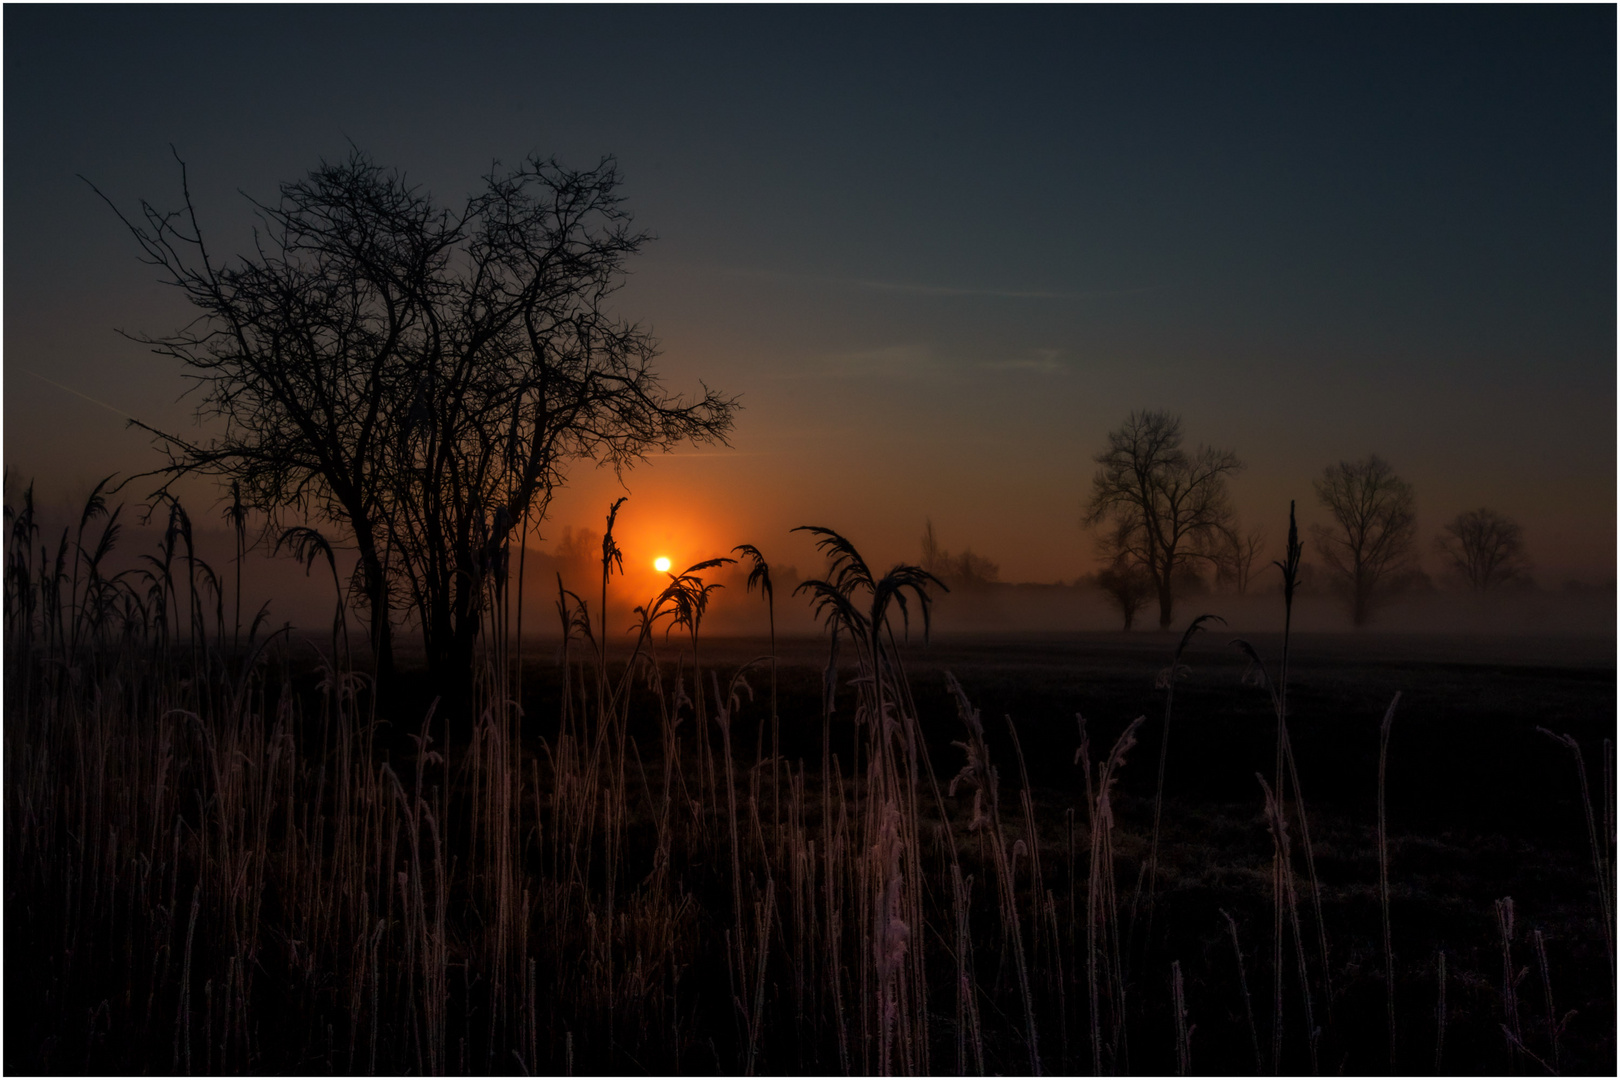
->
1084 409 1242 630
1216 528 1267 595
920 518 946 579
95 150 736 683
1311 455 1416 626
1094 519 1152 630
919 518 999 589
1435 508 1530 591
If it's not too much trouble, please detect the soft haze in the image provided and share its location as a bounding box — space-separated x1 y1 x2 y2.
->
6 6 1614 589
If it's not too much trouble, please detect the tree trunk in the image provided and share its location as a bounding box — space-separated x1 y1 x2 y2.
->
348 513 394 679
417 541 485 713
359 553 393 678
1157 571 1175 630
438 625 478 713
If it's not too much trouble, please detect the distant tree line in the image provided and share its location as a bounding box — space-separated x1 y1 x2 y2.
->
920 518 1000 589
1080 409 1532 630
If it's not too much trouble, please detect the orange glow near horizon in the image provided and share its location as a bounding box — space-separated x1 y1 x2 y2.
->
521 482 781 605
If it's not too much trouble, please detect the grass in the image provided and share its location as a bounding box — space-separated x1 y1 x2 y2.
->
4 483 1615 1075
1378 691 1400 1071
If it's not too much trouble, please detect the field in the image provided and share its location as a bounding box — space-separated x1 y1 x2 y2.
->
5 514 1615 1076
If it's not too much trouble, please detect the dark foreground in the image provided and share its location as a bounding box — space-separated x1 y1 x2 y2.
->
7 625 1615 1075
700 629 1619 1074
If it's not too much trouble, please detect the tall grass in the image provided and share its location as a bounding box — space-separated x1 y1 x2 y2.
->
1079 712 1146 1075
1496 897 1523 1069
1140 614 1223 949
1434 948 1447 1073
4 484 1612 1076
1220 907 1262 1075
1233 501 1335 1073
1537 726 1615 983
1170 960 1191 1075
1376 692 1400 1072
1257 774 1318 1075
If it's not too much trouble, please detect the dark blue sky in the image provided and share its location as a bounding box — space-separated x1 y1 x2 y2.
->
6 6 1614 582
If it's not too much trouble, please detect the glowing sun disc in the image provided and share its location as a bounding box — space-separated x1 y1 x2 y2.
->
654 557 672 573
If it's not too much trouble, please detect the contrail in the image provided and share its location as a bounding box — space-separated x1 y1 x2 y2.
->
21 369 138 422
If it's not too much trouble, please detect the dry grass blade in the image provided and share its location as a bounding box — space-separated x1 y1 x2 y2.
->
1497 897 1523 1071
1433 949 1446 1074
1141 613 1225 949
1536 728 1614 983
1221 908 1262 1075
1377 691 1401 1072
1081 713 1146 1076
1532 928 1565 1074
1172 959 1193 1075
1258 773 1317 1076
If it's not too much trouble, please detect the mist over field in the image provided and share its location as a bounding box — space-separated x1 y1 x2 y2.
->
16 496 1612 652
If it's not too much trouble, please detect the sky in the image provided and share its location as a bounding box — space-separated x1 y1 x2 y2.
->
5 6 1615 591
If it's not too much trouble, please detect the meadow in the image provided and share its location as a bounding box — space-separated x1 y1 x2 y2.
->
5 490 1614 1075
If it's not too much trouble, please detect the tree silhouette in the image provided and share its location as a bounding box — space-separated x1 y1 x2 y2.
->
1435 507 1529 591
1084 409 1241 630
1215 527 1266 595
1091 518 1150 630
1311 455 1416 626
95 149 735 683
919 518 999 589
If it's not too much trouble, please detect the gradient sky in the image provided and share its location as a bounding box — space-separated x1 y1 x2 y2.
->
6 6 1615 586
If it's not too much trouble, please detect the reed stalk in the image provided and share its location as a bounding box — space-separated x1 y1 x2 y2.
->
1532 929 1562 1073
1259 774 1317 1075
1377 692 1401 1072
1221 908 1262 1075
1497 897 1522 1070
1142 614 1223 947
1433 949 1446 1074
1536 728 1614 983
1172 959 1192 1075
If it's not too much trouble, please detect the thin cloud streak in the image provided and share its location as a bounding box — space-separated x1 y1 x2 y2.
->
688 262 1159 302
848 277 1155 301
759 343 935 382
653 449 785 458
765 343 1072 382
975 348 1067 373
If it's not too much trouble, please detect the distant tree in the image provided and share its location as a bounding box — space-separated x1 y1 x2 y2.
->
921 518 946 579
1435 508 1530 591
951 549 1000 587
920 518 999 588
1170 559 1210 597
1084 409 1242 630
1094 520 1152 630
1311 455 1416 626
548 525 604 590
1215 528 1266 595
96 150 736 686
1097 560 1152 631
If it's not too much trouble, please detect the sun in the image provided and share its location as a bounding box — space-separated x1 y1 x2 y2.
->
654 556 672 573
